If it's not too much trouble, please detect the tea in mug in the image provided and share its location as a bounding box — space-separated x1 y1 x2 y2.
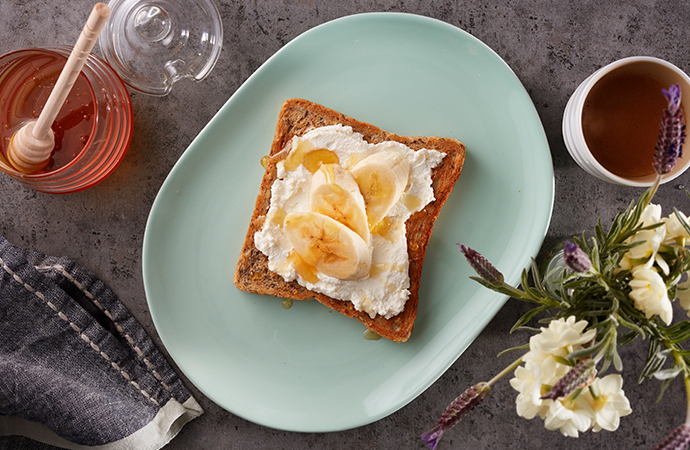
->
581 67 684 178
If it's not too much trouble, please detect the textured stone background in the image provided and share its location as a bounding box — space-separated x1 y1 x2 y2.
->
1 1 689 449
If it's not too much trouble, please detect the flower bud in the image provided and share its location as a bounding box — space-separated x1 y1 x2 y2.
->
654 84 686 175
651 423 690 450
563 240 592 273
457 244 504 286
541 358 596 401
422 382 490 449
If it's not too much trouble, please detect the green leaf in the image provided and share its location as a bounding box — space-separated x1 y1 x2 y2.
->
513 325 542 333
667 327 690 344
521 267 552 303
510 304 552 333
523 259 549 298
639 339 669 382
618 331 638 347
469 277 523 299
654 367 683 380
657 377 675 402
597 327 620 373
616 314 646 339
613 347 623 371
497 343 530 358
568 339 606 360
664 320 690 336
674 207 690 237
588 318 613 330
552 355 575 366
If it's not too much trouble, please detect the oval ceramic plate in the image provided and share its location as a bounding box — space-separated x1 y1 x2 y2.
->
143 13 554 432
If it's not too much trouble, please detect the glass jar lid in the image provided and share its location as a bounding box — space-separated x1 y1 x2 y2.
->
99 0 223 96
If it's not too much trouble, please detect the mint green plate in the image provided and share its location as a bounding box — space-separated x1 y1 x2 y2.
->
143 13 553 432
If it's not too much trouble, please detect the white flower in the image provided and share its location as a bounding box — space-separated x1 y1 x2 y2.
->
525 316 596 364
624 230 665 268
627 228 665 260
511 316 600 437
663 210 690 244
511 363 549 420
619 203 666 271
543 394 594 437
511 355 570 421
677 275 690 318
584 375 632 432
640 203 662 227
629 266 672 325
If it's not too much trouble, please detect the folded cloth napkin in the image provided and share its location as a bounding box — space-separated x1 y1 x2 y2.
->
0 235 203 449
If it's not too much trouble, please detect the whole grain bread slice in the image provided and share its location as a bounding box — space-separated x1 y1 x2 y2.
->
233 98 466 342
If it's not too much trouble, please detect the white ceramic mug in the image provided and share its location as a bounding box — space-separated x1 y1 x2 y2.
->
562 56 690 186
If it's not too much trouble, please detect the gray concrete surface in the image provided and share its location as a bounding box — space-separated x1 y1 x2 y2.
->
1 0 689 449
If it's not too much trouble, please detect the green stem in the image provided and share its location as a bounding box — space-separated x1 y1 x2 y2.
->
588 383 600 400
504 282 563 308
684 374 690 426
672 349 690 426
660 343 690 426
643 174 662 209
487 355 524 387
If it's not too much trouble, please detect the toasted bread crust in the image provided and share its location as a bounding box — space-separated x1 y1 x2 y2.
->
234 99 466 342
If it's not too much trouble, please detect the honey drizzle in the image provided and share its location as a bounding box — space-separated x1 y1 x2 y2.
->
302 149 339 173
369 262 390 279
319 163 337 183
262 140 340 174
403 194 423 211
370 217 391 236
283 138 340 173
286 250 319 285
268 207 287 227
260 141 292 168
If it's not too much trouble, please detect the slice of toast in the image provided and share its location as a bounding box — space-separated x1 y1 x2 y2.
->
233 98 466 342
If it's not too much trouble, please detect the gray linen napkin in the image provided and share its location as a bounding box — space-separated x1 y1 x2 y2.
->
0 235 202 449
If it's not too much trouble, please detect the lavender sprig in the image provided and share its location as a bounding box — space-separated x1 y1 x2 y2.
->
654 84 686 175
563 240 592 273
422 382 490 450
458 244 504 286
651 424 690 450
541 358 596 401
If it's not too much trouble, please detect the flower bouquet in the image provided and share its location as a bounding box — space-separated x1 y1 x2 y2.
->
422 84 688 450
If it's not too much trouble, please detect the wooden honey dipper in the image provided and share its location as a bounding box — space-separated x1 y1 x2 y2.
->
7 3 111 173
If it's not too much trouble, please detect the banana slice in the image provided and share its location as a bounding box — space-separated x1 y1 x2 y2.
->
309 163 370 242
283 211 371 280
350 151 410 229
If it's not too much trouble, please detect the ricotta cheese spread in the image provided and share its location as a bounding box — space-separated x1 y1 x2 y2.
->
254 124 444 319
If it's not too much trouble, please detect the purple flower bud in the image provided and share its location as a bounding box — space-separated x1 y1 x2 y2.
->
422 382 490 450
457 244 504 286
654 84 686 175
563 240 592 273
541 358 596 401
664 84 682 115
651 423 690 450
